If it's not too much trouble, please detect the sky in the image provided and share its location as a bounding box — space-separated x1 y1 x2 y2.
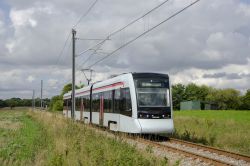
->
0 0 249 99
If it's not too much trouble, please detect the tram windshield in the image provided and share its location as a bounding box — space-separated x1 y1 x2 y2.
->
135 79 170 107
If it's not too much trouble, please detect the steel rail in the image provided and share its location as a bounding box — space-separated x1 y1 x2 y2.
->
137 138 231 166
169 138 250 163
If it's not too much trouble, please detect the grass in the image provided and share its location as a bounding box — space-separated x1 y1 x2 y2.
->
0 110 168 166
0 110 53 166
173 110 250 156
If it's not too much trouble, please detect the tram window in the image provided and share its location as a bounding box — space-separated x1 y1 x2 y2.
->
68 99 72 110
85 96 90 112
109 91 112 112
120 88 132 116
92 93 100 112
75 97 81 111
87 96 90 112
82 97 85 111
104 91 112 113
114 89 120 113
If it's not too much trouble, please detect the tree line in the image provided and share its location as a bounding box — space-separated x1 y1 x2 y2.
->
172 83 250 110
1 83 249 110
0 98 50 109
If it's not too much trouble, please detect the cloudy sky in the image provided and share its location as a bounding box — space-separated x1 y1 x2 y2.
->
0 0 249 99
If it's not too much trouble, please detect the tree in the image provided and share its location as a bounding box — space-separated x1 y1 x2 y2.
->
240 89 250 110
11 98 22 106
49 83 85 111
206 88 241 110
198 85 210 101
22 99 32 107
49 95 63 111
52 99 63 111
172 84 186 110
0 99 7 108
35 98 40 107
5 98 18 109
184 83 210 101
61 83 72 96
61 83 83 96
185 83 199 101
205 87 217 101
43 98 51 108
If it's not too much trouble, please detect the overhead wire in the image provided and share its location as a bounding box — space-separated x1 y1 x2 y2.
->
54 32 71 66
54 0 201 91
80 70 89 83
76 40 106 69
108 0 170 38
87 0 201 69
76 0 170 57
50 0 100 92
73 0 99 29
55 0 100 68
76 38 110 41
58 38 72 66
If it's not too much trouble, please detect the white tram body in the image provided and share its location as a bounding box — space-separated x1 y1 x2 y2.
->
63 73 174 134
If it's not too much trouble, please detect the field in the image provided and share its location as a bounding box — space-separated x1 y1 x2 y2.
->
173 110 250 156
0 109 167 166
1 109 249 165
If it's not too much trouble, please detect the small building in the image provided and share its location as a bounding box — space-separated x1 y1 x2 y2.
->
180 101 217 110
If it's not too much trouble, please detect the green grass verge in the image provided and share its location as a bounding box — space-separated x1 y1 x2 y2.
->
0 110 53 165
31 111 168 166
0 110 168 166
173 110 250 156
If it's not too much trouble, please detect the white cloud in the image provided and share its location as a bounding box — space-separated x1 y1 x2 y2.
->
10 8 37 27
27 75 35 82
0 20 5 35
237 3 250 17
47 79 58 87
0 0 250 99
6 42 15 53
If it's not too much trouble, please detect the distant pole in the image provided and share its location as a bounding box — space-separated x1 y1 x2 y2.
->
32 90 35 111
41 80 43 110
72 29 76 119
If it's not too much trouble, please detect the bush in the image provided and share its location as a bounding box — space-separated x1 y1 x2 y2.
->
49 96 63 111
52 100 63 112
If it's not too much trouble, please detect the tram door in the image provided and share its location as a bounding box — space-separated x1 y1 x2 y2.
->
80 98 84 121
99 93 104 126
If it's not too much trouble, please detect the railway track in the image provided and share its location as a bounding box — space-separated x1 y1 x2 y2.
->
168 138 250 163
139 138 231 166
139 137 250 166
80 124 250 166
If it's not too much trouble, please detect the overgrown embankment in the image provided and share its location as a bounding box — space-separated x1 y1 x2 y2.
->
173 110 250 156
0 110 52 166
0 110 167 166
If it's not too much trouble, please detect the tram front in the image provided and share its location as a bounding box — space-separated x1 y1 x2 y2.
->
133 73 174 134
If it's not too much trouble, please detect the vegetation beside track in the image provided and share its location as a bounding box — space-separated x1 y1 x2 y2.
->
173 110 250 156
0 110 167 166
0 110 52 165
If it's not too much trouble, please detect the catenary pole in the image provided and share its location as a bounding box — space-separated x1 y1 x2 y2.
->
40 80 43 110
72 29 76 119
32 89 35 111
